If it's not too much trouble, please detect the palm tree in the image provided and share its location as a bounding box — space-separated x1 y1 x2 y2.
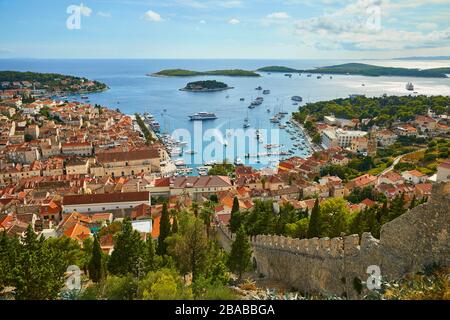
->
191 202 200 218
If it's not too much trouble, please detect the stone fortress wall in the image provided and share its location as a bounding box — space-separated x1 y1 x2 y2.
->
217 182 450 298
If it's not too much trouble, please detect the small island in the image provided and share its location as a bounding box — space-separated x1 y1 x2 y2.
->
180 80 233 92
257 63 450 78
0 71 108 97
150 69 260 77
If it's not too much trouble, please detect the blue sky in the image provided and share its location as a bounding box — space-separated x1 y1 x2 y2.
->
1 0 450 59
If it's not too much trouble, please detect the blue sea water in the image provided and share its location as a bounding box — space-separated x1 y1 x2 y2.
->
1 59 449 169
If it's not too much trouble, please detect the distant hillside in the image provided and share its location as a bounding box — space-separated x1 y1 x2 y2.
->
151 69 260 77
258 63 450 78
396 56 450 60
257 66 300 73
0 71 108 93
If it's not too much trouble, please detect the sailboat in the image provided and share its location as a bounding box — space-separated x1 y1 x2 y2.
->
243 111 250 129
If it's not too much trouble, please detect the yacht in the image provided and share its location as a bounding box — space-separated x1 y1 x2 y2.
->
240 98 245 101
174 159 185 166
291 96 303 102
185 150 197 155
189 112 218 121
406 82 414 91
234 158 244 166
267 108 271 113
255 86 263 91
263 90 271 95
317 76 322 79
270 116 280 123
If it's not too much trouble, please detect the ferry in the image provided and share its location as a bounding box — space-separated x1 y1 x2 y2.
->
189 112 218 121
291 96 303 102
406 82 414 91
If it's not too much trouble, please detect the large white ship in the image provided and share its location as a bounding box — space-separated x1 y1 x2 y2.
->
188 112 218 121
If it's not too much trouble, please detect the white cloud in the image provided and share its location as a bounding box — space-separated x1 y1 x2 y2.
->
417 22 438 30
144 10 163 22
267 12 291 20
199 19 206 24
293 0 450 51
98 12 112 18
80 4 92 17
228 18 240 25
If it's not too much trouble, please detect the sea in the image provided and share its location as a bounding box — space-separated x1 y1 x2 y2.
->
1 58 449 171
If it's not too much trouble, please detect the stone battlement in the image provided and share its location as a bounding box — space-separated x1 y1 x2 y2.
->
245 181 450 298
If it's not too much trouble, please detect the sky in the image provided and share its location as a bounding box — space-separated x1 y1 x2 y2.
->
1 0 450 59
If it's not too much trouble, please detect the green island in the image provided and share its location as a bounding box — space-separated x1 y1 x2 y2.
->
180 80 233 92
0 71 108 95
257 63 450 78
150 68 260 77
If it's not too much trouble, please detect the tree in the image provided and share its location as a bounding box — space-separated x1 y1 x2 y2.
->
229 197 241 233
200 202 214 238
307 198 321 238
88 235 105 283
389 193 407 221
108 219 145 277
157 202 171 255
12 225 67 300
320 198 350 238
167 213 209 282
144 238 156 272
228 226 252 281
171 210 179 234
137 268 192 300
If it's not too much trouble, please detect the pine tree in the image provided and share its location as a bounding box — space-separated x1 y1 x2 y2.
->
88 235 105 283
228 226 252 281
108 218 145 277
409 195 417 209
389 193 407 221
12 225 67 300
157 202 171 255
307 198 321 238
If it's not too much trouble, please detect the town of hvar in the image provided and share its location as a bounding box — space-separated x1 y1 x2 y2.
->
0 0 449 304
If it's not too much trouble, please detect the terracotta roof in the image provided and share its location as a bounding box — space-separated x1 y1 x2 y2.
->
63 191 150 206
97 148 159 163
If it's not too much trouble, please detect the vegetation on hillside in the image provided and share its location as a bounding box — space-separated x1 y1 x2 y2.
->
258 63 450 78
0 71 108 93
293 95 450 126
152 69 260 77
230 195 419 240
182 80 230 91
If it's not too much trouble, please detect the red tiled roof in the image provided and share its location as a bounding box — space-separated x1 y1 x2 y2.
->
63 191 150 206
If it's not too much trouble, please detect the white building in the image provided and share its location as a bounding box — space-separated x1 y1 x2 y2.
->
401 170 428 185
322 128 367 149
62 191 151 214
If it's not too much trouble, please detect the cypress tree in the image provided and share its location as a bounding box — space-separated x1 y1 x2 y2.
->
228 226 252 281
144 238 156 272
229 197 241 233
171 211 179 234
307 198 321 238
88 235 104 283
157 202 171 255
